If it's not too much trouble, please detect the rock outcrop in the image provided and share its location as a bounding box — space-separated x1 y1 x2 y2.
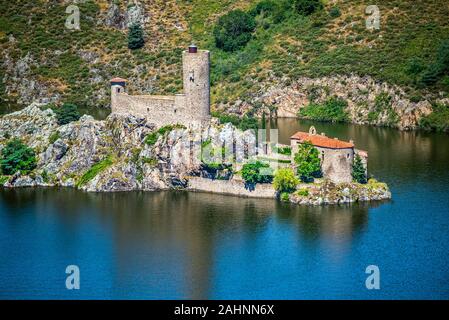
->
0 104 243 193
218 74 436 130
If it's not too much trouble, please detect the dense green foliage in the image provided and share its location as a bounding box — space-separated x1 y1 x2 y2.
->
274 145 292 156
76 155 114 187
273 168 299 193
419 103 449 132
293 141 322 182
0 138 37 175
128 23 145 50
213 112 259 131
55 104 81 125
213 10 256 52
294 0 323 16
420 40 449 86
298 97 349 122
352 154 367 184
241 161 273 187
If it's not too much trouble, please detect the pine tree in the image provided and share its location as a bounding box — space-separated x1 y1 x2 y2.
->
352 154 367 184
128 23 145 50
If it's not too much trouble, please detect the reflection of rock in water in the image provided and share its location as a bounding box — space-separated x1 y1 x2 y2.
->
0 188 377 298
275 202 371 255
86 191 277 299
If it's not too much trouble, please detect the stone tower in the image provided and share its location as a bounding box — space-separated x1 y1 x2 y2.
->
182 45 210 119
110 77 127 110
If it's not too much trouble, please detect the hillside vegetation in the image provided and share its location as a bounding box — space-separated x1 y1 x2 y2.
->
0 0 448 130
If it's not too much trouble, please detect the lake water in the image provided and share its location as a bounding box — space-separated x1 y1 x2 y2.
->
0 118 448 299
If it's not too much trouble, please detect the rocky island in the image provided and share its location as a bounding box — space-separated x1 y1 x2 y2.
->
0 102 390 205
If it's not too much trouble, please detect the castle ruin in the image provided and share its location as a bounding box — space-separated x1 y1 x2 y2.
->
110 45 210 127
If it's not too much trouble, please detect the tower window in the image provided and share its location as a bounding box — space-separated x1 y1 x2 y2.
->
147 108 149 112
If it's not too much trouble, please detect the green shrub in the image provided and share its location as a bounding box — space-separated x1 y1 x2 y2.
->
213 112 259 131
0 175 8 185
296 188 309 197
55 103 81 125
141 156 158 166
0 138 37 175
298 96 349 122
48 131 60 144
280 192 290 202
241 161 273 187
293 141 322 182
41 170 49 183
145 124 185 145
329 6 341 18
294 0 323 16
420 39 449 86
274 145 292 155
214 10 256 52
419 103 449 132
76 155 114 187
128 23 144 50
273 168 299 193
352 154 367 184
250 0 288 23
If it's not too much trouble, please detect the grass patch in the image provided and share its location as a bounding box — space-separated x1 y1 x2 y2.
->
0 175 9 185
76 155 114 187
298 96 349 122
144 124 186 146
48 131 60 144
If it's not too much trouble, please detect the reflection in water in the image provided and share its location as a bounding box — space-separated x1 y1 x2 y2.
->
0 188 371 299
1 119 449 299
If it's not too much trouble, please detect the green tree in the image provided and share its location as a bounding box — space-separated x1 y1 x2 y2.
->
0 138 37 175
273 168 299 193
213 10 256 52
329 6 341 18
294 0 323 16
55 103 81 125
420 39 449 86
241 161 273 188
293 141 322 182
128 23 145 50
352 154 367 184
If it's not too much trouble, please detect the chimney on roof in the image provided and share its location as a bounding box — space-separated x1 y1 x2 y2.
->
321 132 325 136
188 44 198 53
350 139 354 144
334 137 339 140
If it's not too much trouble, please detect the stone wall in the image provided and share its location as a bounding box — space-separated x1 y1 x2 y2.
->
187 177 276 199
317 146 354 183
112 93 209 127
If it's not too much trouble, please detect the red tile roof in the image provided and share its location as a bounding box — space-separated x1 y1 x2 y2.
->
110 77 128 82
291 132 354 149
